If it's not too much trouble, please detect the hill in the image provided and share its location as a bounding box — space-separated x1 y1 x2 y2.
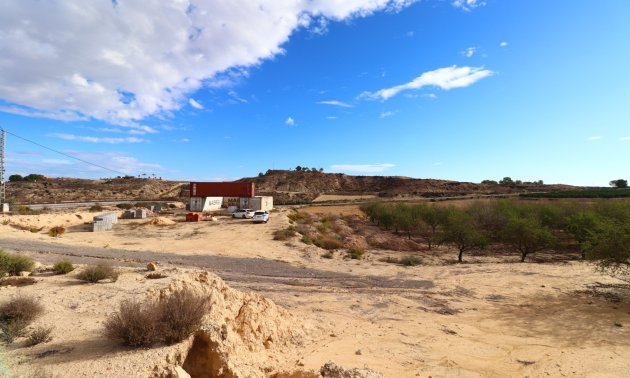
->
5 177 187 204
240 170 574 203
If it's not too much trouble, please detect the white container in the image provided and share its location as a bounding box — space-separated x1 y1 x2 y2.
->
190 196 223 212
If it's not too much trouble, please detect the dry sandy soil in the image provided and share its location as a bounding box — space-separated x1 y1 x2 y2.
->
0 206 629 377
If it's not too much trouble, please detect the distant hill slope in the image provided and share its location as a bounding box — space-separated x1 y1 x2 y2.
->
239 170 575 203
6 178 187 204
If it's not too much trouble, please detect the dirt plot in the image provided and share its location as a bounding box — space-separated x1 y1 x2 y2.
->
0 207 629 376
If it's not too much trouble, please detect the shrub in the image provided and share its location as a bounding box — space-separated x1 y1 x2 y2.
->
273 227 297 241
52 260 75 275
301 236 313 245
26 326 54 347
145 272 168 279
399 256 423 266
104 299 162 347
313 236 344 250
287 211 313 224
76 264 119 283
30 226 43 233
104 289 209 347
89 203 104 212
346 248 365 260
0 297 44 343
0 251 35 276
322 251 334 259
159 288 209 344
47 226 65 237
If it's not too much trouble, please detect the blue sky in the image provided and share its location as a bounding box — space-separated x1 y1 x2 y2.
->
0 0 628 186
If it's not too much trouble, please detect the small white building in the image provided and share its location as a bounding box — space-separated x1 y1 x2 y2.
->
190 196 223 212
239 196 273 211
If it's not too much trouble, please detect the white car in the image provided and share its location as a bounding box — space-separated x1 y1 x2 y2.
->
252 211 269 223
232 209 255 219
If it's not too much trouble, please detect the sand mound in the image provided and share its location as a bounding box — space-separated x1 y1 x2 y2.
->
150 271 306 377
145 217 176 226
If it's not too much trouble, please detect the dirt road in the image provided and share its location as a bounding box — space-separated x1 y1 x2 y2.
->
0 237 433 291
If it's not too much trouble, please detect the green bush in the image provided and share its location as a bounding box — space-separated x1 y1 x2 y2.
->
399 256 422 266
52 260 75 275
346 248 365 260
76 264 119 283
0 251 35 276
301 236 313 245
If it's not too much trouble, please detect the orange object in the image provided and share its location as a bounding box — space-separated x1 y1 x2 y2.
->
186 212 203 222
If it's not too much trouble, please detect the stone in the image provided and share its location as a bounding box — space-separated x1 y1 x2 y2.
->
147 262 158 271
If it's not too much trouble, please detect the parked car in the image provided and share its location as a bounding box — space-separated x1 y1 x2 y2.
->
252 210 269 223
232 209 255 219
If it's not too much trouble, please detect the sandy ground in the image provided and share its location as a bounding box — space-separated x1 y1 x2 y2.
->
1 207 629 377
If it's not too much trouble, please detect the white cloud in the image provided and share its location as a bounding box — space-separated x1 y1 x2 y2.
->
7 150 161 178
189 98 204 110
621 137 630 141
317 100 353 108
361 65 493 101
379 111 394 118
588 136 603 140
500 41 509 47
0 0 416 125
423 93 437 99
50 133 147 144
461 47 477 58
285 117 296 126
326 116 338 120
330 163 395 173
432 162 442 166
452 0 486 11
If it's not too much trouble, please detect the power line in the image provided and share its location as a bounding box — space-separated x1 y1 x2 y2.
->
2 128 128 176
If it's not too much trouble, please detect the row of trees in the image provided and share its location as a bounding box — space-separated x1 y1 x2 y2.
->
8 173 46 182
360 200 630 273
481 177 543 186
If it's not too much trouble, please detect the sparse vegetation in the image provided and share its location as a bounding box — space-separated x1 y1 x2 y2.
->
0 277 36 287
104 289 209 347
52 260 75 274
399 256 423 266
26 326 54 347
313 236 344 250
0 297 44 343
76 264 119 283
521 188 630 198
47 226 66 237
116 203 134 210
322 251 334 259
346 248 365 260
273 227 297 240
145 272 168 279
89 203 104 212
0 251 36 276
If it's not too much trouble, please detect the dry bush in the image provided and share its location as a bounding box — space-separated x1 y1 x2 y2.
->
30 226 43 233
116 203 133 210
314 236 344 250
26 326 53 347
89 204 104 212
47 226 65 237
145 272 168 279
0 297 44 343
273 227 297 241
104 289 209 347
0 251 35 276
0 277 36 287
399 256 423 266
104 299 162 347
159 288 210 344
321 251 334 259
287 211 313 224
52 260 75 275
76 264 119 283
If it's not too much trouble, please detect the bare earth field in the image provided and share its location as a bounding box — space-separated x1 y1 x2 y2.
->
0 206 629 377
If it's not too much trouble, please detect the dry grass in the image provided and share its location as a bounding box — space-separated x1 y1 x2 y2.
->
273 227 297 241
47 226 66 237
0 297 44 343
0 277 36 287
52 260 75 275
76 264 119 283
145 272 168 279
26 326 54 347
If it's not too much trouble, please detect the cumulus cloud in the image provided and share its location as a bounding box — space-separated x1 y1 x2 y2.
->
500 41 509 47
452 0 486 11
379 111 394 118
330 163 395 173
317 100 353 108
50 133 148 144
285 117 296 126
361 65 493 101
0 0 416 126
622 137 630 141
189 98 204 110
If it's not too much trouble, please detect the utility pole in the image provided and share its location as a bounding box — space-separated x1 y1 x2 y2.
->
0 128 7 212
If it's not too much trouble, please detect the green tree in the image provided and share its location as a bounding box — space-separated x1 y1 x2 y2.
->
481 179 498 185
416 204 449 249
8 174 23 182
440 210 488 262
499 177 514 185
609 179 628 188
501 215 556 262
295 166 302 171
584 219 630 277
566 211 599 259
